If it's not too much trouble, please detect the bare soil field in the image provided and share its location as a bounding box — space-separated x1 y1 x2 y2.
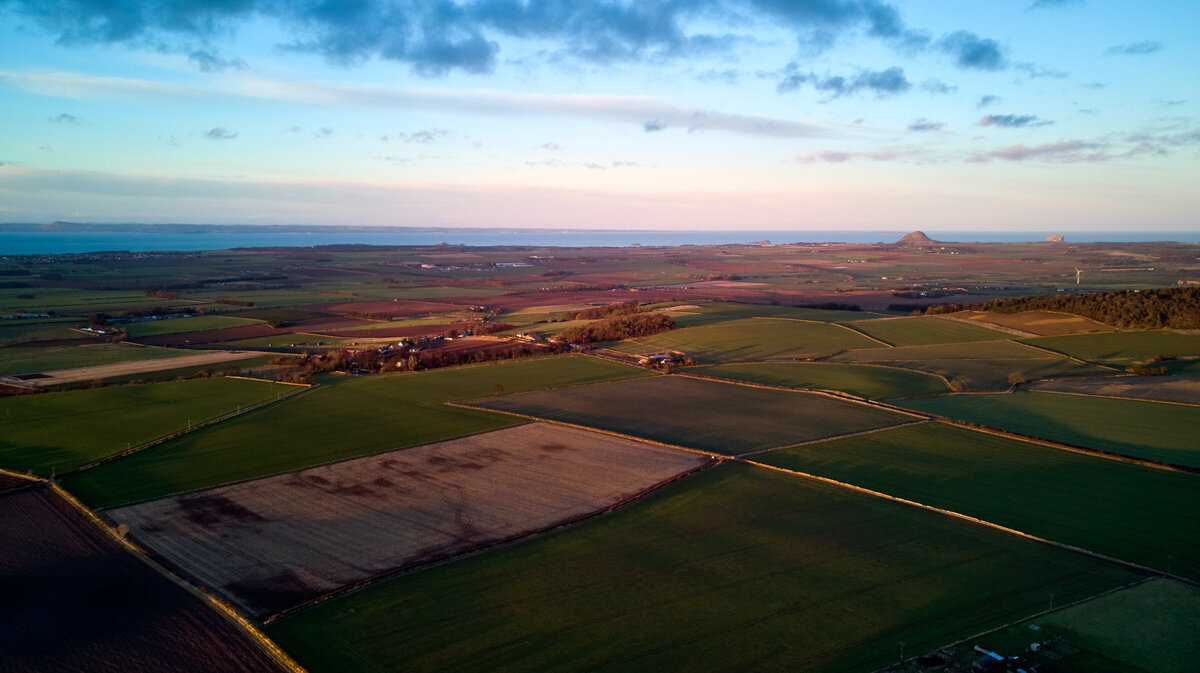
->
14 350 264 387
0 472 33 491
0 485 282 673
951 310 1115 336
136 324 284 346
1027 375 1200 405
107 423 710 617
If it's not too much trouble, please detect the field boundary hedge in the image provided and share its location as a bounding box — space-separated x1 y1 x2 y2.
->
1028 387 1200 410
741 419 931 457
264 456 720 624
831 321 895 347
1010 338 1120 368
673 372 931 420
43 481 308 673
745 460 1169 581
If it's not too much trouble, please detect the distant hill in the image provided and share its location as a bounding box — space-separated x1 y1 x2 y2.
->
896 231 938 247
1046 233 1065 242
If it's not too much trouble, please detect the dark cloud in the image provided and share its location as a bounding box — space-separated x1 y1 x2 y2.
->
188 49 247 73
204 127 237 140
907 119 943 132
644 120 667 133
48 112 80 124
978 95 1001 107
938 31 1006 70
1105 40 1163 56
977 114 1053 128
920 79 955 94
777 65 910 98
312 127 334 139
2 0 963 77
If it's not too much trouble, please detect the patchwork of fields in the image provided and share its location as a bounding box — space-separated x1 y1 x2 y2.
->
469 374 914 455
609 317 880 362
110 423 710 616
841 315 1007 346
691 361 948 399
268 463 1142 673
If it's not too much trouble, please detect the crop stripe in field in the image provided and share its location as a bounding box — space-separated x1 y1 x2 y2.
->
1028 387 1200 409
739 419 931 457
446 400 727 459
44 481 308 673
684 360 955 388
62 380 314 476
673 372 931 420
831 321 895 347
936 312 1039 338
744 460 1181 582
924 413 1200 475
263 456 720 624
1009 338 1122 370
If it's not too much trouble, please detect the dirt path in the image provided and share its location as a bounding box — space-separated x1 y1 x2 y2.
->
9 350 267 387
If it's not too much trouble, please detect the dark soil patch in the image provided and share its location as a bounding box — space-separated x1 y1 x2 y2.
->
225 570 319 618
178 494 265 527
0 485 282 673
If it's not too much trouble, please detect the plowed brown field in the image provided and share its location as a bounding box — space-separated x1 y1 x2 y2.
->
0 485 283 673
109 423 709 617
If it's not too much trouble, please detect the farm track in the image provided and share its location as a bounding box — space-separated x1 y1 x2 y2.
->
63 380 313 476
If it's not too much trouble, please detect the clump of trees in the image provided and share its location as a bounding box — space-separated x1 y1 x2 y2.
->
923 287 1200 329
560 312 675 343
565 301 640 321
475 322 512 335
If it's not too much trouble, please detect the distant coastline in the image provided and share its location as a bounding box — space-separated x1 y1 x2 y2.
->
1 222 1197 255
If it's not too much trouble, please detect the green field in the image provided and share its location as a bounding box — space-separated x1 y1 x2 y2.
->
649 301 885 327
900 391 1200 467
755 422 1200 579
841 316 1007 346
830 340 1107 390
120 315 262 338
0 377 291 476
268 463 1140 673
691 362 948 399
1036 579 1200 673
0 343 195 375
609 318 881 363
0 318 87 346
62 356 650 508
1023 330 1200 363
470 374 911 455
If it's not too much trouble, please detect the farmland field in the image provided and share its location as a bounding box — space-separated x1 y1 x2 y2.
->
0 343 193 375
1026 375 1200 405
470 374 916 455
1022 330 1200 363
950 310 1114 336
63 356 650 508
754 422 1200 579
829 340 1108 390
0 484 283 673
900 391 1200 467
609 318 881 363
691 362 948 399
647 301 884 326
0 377 293 476
0 317 89 346
109 423 710 616
120 315 263 338
12 349 267 387
840 316 1007 346
268 463 1140 673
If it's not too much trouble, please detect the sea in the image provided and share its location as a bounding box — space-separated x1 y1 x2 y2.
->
2 229 1198 256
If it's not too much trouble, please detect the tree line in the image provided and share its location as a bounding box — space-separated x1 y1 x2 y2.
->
923 286 1200 329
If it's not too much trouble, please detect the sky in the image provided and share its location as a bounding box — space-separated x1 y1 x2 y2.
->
0 0 1197 231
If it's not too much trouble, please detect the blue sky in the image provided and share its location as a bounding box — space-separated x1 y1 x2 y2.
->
0 0 1196 231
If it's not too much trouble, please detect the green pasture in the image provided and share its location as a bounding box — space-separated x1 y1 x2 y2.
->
269 463 1139 673
841 316 1007 346
756 422 1199 579
690 362 948 399
228 307 333 323
644 301 884 327
0 287 181 315
62 356 650 508
121 315 262 338
900 391 1200 467
1023 330 1200 363
0 317 87 345
0 377 290 476
609 318 880 363
0 343 194 375
830 340 1108 390
1035 579 1200 673
470 375 910 455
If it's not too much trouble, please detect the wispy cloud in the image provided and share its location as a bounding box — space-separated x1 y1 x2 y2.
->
977 114 1053 128
204 127 237 140
777 66 911 98
907 119 944 132
47 112 80 123
0 70 844 140
1105 40 1164 56
978 95 1001 108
